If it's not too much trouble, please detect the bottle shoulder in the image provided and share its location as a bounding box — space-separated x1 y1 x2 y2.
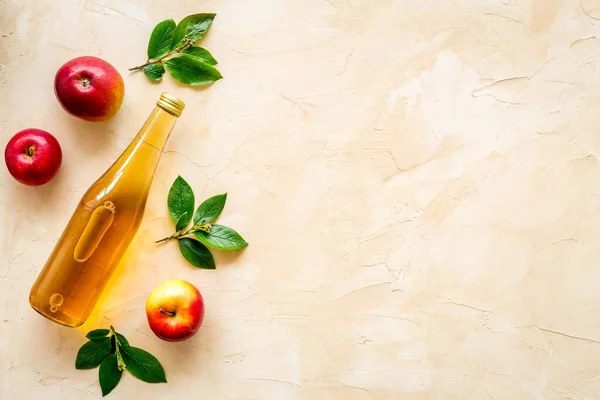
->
81 168 150 208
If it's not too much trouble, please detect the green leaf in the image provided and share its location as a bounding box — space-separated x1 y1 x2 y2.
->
75 338 113 370
168 176 194 227
147 19 176 59
121 346 167 383
171 13 216 49
86 329 110 340
143 64 165 81
178 238 216 269
194 225 248 250
99 354 122 397
164 54 222 87
115 332 129 347
183 47 217 66
193 193 227 225
110 332 130 352
175 212 189 232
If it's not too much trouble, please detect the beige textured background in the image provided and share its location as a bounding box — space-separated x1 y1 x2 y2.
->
3 0 600 398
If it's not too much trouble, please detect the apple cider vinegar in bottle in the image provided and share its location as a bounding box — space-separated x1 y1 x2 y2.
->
29 93 185 327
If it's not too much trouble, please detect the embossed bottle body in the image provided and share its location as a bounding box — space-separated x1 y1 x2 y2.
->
29 93 184 327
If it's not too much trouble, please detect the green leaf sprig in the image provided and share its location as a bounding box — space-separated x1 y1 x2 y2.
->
76 327 166 397
155 176 248 269
129 14 222 86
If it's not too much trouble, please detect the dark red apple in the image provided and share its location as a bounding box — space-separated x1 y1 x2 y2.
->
5 129 62 186
146 279 205 342
54 56 125 122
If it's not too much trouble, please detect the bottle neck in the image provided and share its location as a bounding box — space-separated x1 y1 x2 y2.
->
85 101 181 205
135 106 179 151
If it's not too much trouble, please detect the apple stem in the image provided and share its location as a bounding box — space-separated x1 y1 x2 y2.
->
159 307 176 317
26 146 35 157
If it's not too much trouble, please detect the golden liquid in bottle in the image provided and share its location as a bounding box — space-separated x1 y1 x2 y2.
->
29 93 184 327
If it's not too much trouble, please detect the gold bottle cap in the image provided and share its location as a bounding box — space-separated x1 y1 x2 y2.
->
157 92 185 117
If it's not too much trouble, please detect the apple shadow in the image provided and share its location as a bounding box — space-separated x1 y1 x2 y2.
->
62 113 120 152
162 321 220 378
6 163 70 217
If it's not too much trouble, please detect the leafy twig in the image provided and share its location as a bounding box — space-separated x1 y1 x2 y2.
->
76 327 166 397
157 175 248 269
130 14 222 86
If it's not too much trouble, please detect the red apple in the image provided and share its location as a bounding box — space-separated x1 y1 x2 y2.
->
54 56 125 122
146 279 205 342
5 129 62 186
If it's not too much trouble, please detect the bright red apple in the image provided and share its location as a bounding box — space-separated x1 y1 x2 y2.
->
146 279 205 342
54 56 125 122
5 129 62 186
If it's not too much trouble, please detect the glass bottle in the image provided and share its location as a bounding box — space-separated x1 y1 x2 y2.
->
29 92 185 327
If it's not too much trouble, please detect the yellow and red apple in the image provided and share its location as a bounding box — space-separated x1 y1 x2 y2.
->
146 280 204 342
54 56 124 122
